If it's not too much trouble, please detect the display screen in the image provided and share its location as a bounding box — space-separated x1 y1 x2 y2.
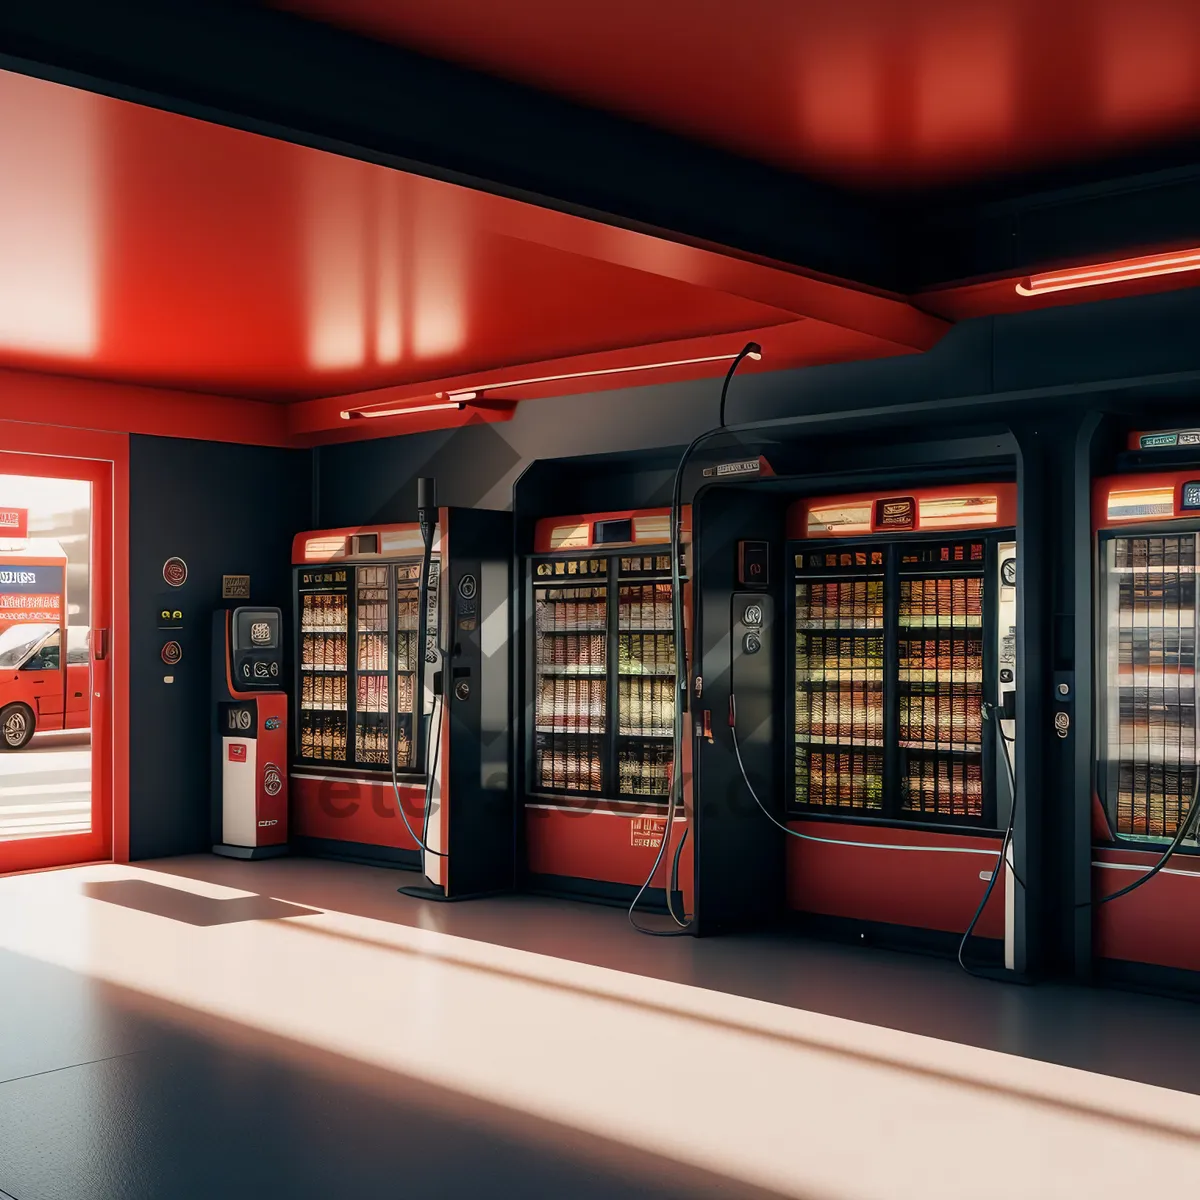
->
234 609 279 651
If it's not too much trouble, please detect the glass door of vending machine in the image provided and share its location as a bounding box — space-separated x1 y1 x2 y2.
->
353 564 391 767
295 555 437 777
530 551 684 808
791 526 1013 826
616 554 678 800
896 540 989 822
297 567 350 766
532 557 608 797
1098 531 1199 846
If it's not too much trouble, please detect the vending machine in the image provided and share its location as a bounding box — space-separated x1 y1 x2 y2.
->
290 510 512 898
520 508 692 911
212 606 288 859
784 485 1018 950
1091 456 1200 980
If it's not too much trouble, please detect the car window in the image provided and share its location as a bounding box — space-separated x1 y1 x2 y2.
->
66 628 90 665
22 630 60 671
0 624 56 669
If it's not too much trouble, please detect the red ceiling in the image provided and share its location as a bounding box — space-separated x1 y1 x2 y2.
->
273 0 1200 188
0 67 949 444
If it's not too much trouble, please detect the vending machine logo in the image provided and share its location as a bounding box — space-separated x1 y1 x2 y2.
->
250 621 272 645
1182 482 1200 510
228 743 247 763
875 497 916 529
264 717 281 731
263 764 283 796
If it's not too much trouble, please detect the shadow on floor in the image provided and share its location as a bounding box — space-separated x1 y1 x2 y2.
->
0 948 797 1200
82 880 321 926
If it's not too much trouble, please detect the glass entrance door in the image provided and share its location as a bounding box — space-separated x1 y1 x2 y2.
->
0 451 111 873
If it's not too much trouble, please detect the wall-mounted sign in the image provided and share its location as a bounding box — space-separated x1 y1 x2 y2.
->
163 558 188 587
1140 430 1200 449
161 640 182 666
0 564 64 623
222 574 250 600
875 497 916 530
0 508 28 538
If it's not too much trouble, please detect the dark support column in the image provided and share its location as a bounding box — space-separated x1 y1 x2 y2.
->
1011 423 1049 975
1068 413 1103 978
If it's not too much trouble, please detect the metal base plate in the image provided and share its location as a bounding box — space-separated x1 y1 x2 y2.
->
212 843 290 861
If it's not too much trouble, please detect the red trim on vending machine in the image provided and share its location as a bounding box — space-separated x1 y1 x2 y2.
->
789 483 1017 540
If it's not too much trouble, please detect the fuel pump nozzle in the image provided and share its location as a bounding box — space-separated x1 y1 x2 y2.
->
417 477 437 549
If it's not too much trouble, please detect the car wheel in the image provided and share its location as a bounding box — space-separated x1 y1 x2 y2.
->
0 703 35 750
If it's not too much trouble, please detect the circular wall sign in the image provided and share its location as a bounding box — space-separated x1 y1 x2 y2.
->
161 641 182 666
1001 558 1017 586
163 557 188 587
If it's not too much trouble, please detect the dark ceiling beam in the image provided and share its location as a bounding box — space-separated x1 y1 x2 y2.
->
0 0 902 291
908 162 1200 289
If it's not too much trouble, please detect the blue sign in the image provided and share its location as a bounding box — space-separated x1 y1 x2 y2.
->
0 564 63 595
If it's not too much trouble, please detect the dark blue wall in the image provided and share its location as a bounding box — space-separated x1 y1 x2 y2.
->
128 435 310 859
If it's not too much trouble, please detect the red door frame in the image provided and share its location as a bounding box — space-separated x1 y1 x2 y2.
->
0 425 129 872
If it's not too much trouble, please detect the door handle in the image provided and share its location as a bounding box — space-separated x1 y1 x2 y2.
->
92 629 109 661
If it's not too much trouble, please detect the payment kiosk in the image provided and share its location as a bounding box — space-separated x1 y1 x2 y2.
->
212 606 288 859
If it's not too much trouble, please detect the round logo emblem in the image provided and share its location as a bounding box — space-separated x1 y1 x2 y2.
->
744 604 763 627
458 574 478 601
161 640 182 666
1001 558 1017 586
236 710 252 731
263 764 282 797
163 558 188 587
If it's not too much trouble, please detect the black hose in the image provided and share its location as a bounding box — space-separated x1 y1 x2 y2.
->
628 343 761 936
1079 778 1200 908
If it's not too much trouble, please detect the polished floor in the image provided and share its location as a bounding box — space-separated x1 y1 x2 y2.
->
1 857 1199 1199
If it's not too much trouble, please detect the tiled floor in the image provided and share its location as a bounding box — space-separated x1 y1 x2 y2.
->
2 856 1199 1199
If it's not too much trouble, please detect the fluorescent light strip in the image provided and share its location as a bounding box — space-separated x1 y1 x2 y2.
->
445 349 759 398
340 349 760 419
1016 247 1200 296
340 400 468 421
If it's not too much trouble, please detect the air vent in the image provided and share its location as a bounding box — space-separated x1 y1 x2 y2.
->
1107 486 1174 521
304 536 348 561
549 523 591 549
918 495 999 529
632 515 669 543
808 504 872 535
